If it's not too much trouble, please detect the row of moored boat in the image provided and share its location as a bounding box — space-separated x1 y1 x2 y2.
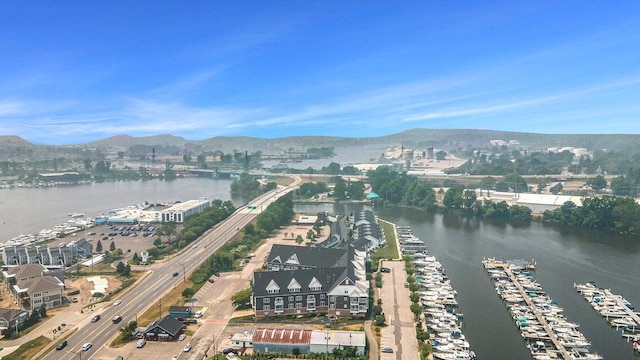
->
574 281 640 354
398 225 476 360
483 259 602 360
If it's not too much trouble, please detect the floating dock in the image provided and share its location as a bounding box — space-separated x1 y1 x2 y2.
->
484 258 601 360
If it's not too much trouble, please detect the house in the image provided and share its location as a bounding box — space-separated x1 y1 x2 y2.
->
253 245 369 319
0 308 28 332
144 316 184 341
168 306 192 319
2 264 65 310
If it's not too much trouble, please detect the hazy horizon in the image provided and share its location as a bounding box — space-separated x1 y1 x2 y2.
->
2 2 639 145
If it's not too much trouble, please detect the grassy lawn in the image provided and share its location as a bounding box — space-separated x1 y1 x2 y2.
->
370 219 399 270
3 336 49 360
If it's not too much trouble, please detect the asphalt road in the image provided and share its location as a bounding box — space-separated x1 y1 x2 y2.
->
44 179 299 360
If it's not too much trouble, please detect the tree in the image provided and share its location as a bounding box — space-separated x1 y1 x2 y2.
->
122 264 131 276
306 229 315 242
587 175 607 192
295 235 303 245
182 287 195 300
158 222 178 244
132 252 140 263
116 261 126 274
95 240 103 253
109 241 116 252
153 238 162 247
231 288 252 309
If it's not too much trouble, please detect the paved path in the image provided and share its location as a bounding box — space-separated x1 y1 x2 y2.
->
364 318 378 360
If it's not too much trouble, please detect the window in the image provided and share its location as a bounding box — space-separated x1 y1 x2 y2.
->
344 296 348 301
320 301 326 306
296 302 302 308
320 294 325 300
275 297 283 304
288 296 294 302
263 305 270 311
295 295 302 301
330 296 336 303
288 303 294 309
263 298 270 304
343 303 348 308
267 289 279 294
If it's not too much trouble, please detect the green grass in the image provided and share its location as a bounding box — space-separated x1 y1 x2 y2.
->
3 335 49 360
370 219 399 270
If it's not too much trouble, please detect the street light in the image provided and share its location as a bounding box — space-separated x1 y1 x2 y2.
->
180 263 186 282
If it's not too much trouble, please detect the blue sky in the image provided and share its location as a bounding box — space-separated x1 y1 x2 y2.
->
1 2 639 145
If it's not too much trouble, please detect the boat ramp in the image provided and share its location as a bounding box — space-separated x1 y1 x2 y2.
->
483 258 602 360
574 281 640 352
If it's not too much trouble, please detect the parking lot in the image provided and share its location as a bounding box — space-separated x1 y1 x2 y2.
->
378 260 420 360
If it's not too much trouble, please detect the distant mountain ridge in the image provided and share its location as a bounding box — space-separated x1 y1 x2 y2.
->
2 129 640 161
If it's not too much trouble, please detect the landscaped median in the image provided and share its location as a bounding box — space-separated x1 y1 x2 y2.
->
370 219 399 271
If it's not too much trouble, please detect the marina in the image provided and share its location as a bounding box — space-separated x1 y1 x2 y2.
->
483 259 602 360
399 226 476 360
574 282 640 352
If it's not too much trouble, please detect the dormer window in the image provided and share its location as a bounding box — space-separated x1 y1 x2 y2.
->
308 277 323 291
288 278 301 293
266 279 280 294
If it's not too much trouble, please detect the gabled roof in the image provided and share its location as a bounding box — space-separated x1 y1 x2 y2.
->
266 244 347 269
5 263 47 280
253 267 346 297
287 278 301 291
145 315 183 336
0 308 27 322
18 275 64 294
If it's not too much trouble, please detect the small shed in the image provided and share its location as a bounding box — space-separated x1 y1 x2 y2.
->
252 327 312 354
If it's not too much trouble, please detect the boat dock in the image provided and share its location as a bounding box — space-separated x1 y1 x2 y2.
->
484 259 600 360
575 281 640 349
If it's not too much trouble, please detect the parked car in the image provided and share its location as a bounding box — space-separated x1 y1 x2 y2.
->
380 267 391 273
91 314 101 322
208 278 215 283
194 310 202 318
172 272 179 277
178 333 186 341
183 343 192 352
136 338 146 348
381 347 394 353
81 343 93 351
70 297 78 303
56 340 68 350
222 348 236 355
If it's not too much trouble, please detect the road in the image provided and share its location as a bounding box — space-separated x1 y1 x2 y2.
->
45 178 300 360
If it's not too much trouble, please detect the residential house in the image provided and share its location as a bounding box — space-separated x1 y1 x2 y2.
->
0 308 28 332
2 264 65 310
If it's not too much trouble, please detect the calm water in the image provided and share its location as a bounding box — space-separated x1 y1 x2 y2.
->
0 178 237 240
2 181 639 358
296 203 640 359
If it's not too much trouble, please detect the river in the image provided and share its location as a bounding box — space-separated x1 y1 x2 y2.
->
296 203 640 359
1 180 639 358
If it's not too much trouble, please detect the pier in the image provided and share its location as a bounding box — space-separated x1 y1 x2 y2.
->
502 265 572 359
484 259 600 360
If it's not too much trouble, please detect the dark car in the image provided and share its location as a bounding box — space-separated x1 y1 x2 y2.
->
208 278 215 283
56 340 68 350
172 272 179 277
222 348 236 355
380 267 391 273
91 314 101 322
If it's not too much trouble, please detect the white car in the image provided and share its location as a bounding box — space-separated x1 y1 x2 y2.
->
114 300 122 306
194 310 202 318
178 334 186 341
183 343 192 352
81 343 93 351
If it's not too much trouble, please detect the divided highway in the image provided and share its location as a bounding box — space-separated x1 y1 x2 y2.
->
46 178 299 360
